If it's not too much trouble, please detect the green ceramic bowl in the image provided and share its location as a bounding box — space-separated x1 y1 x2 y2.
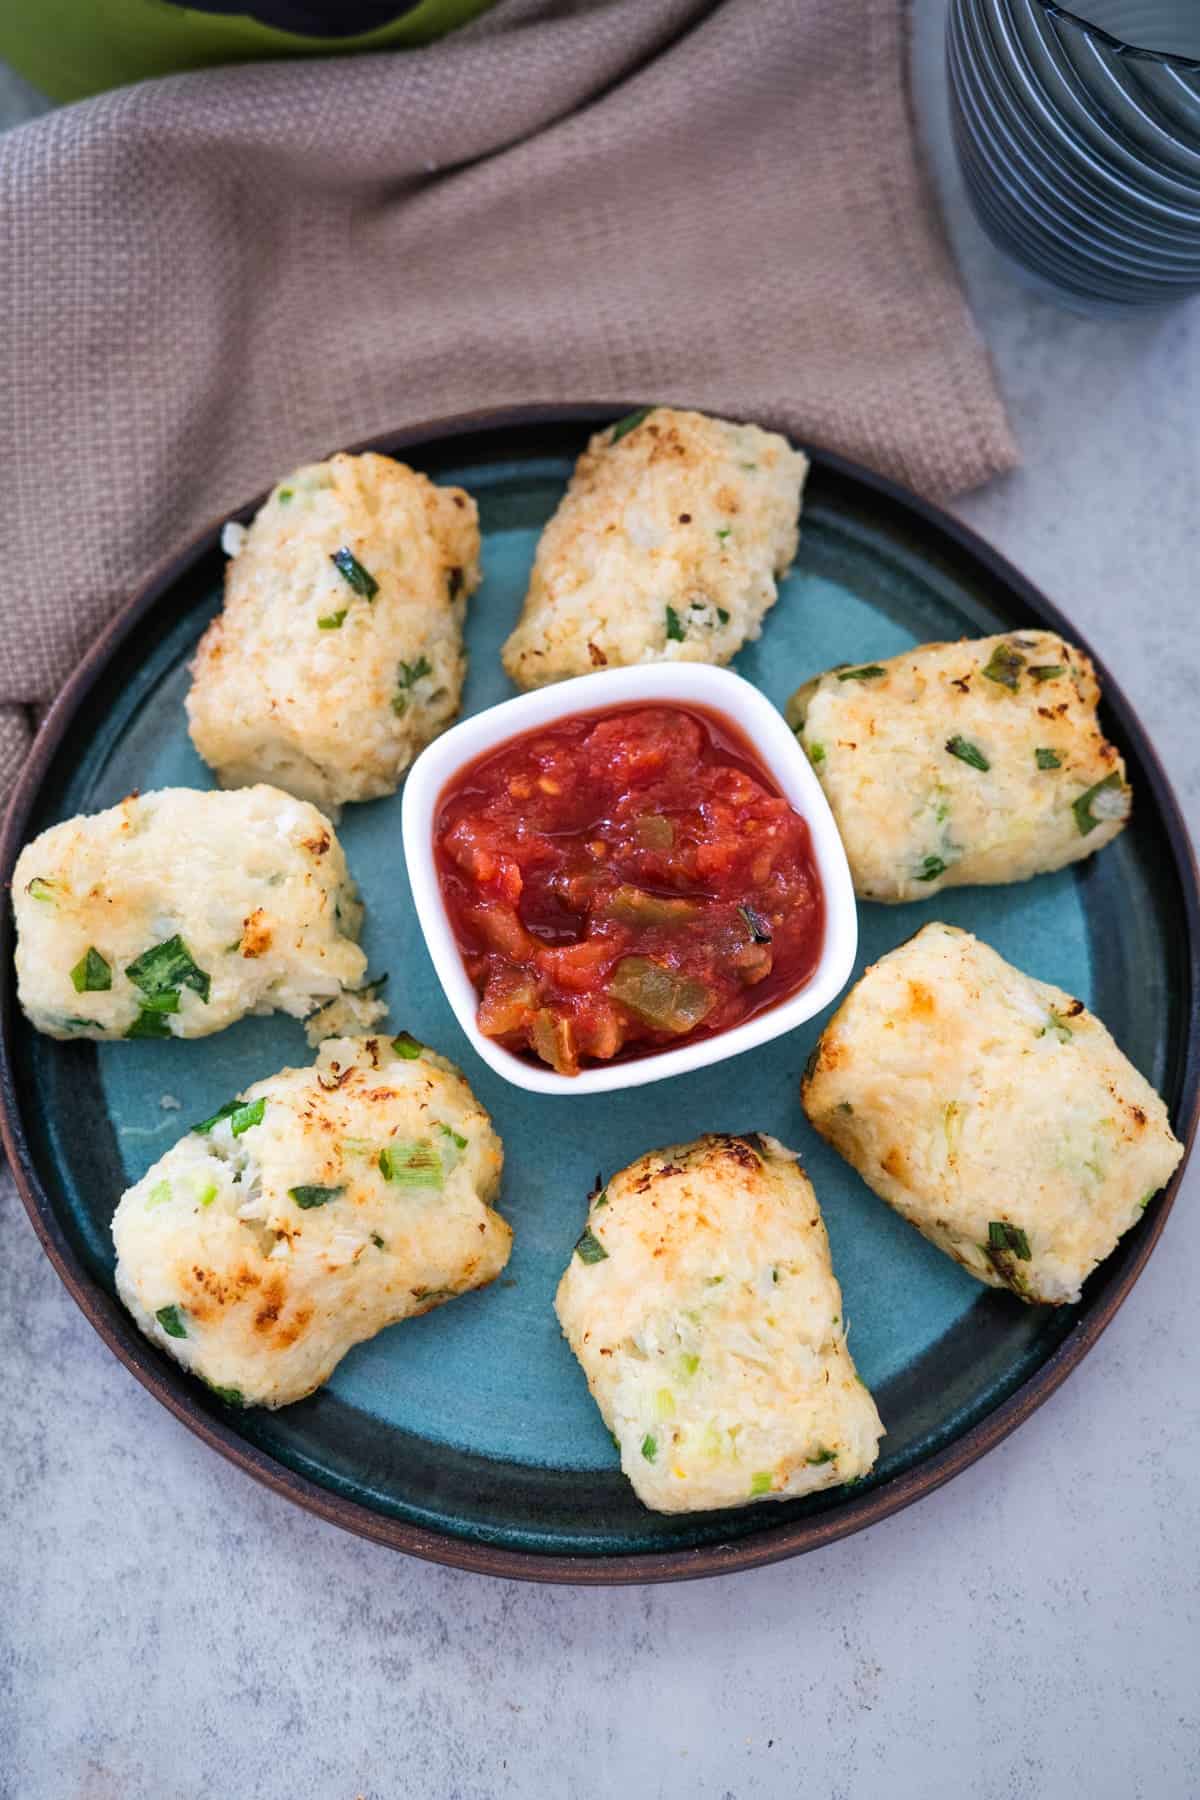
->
2 407 1196 1583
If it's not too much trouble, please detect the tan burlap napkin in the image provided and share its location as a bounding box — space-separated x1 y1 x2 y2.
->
0 0 1016 805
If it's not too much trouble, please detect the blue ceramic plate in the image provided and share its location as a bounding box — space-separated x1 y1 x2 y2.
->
2 408 1197 1583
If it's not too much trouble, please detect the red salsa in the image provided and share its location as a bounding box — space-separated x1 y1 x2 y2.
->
434 703 824 1075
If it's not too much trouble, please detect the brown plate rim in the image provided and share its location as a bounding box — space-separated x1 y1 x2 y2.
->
2 401 1197 1585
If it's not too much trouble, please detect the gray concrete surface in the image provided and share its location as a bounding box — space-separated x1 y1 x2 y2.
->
2 5 1198 1795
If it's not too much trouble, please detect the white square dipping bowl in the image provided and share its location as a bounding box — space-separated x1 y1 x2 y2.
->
401 663 857 1096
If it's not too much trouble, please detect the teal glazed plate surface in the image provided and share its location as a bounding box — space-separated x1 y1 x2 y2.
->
2 407 1197 1584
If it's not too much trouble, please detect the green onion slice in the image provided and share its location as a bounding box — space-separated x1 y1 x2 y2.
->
70 947 112 993
1035 747 1062 770
981 642 1025 690
230 1097 266 1137
915 855 946 883
574 1226 609 1264
126 1007 175 1040
190 1099 241 1135
155 1304 187 1339
836 665 885 682
330 546 378 600
289 1184 344 1209
750 1471 773 1496
946 735 990 772
125 935 211 1005
807 1446 837 1466
641 1434 658 1462
609 406 654 443
1072 771 1127 837
317 610 347 630
664 605 685 642
987 1220 1031 1260
392 1032 423 1060
378 1141 444 1188
1029 664 1065 683
26 876 57 902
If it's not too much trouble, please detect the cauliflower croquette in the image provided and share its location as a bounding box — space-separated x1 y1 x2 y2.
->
12 786 375 1042
555 1134 883 1513
187 451 481 809
802 923 1183 1306
501 408 808 688
112 1034 510 1408
786 631 1130 903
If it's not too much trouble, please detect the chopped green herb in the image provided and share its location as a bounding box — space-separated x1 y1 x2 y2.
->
574 1226 609 1264
317 610 347 630
641 1434 658 1462
230 1097 265 1137
987 1220 1031 1260
436 1122 468 1151
56 1016 97 1032
1029 664 1065 683
591 1184 609 1211
398 655 432 688
680 1352 700 1375
1035 747 1062 770
1041 1009 1074 1042
837 665 886 682
193 1179 218 1209
25 876 57 902
277 487 294 503
70 947 112 993
807 1446 837 1465
717 607 730 625
738 903 772 944
289 1184 344 1209
808 740 826 766
981 642 1025 691
750 1471 773 1497
330 546 378 600
126 935 211 1005
664 605 685 642
915 855 947 883
378 1141 443 1188
392 1032 423 1060
772 1266 780 1284
1139 1191 1154 1213
145 1180 172 1210
190 1099 241 1136
155 1304 187 1339
740 461 758 471
1073 771 1127 837
208 1384 245 1407
716 526 732 543
946 735 990 772
609 406 654 443
371 1232 387 1249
